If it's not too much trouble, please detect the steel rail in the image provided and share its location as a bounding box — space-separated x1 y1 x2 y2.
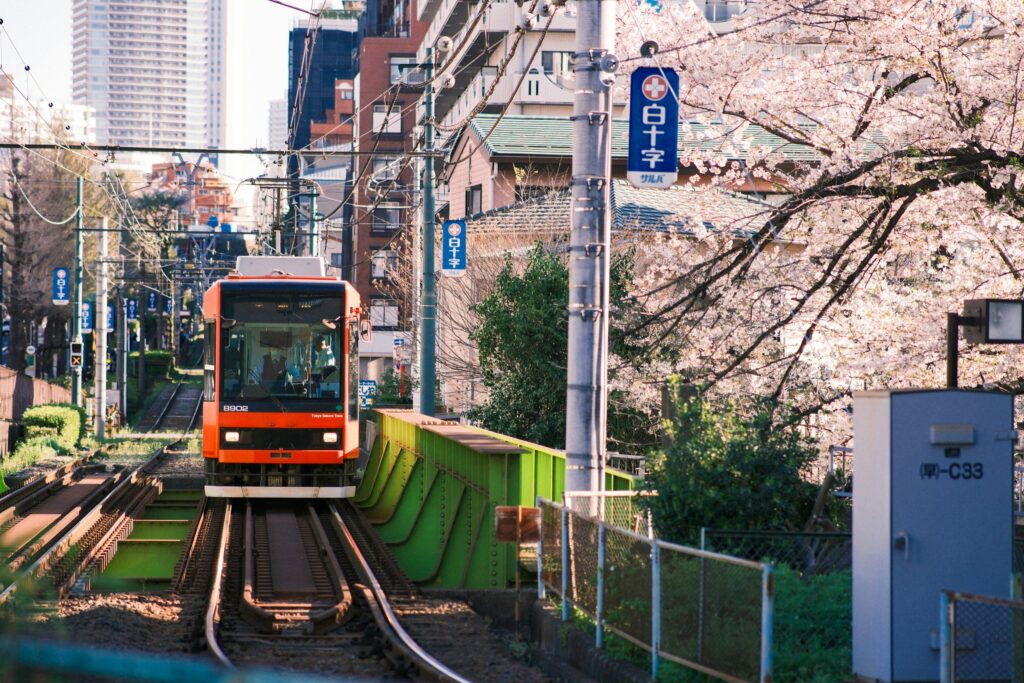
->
327 504 473 683
150 379 185 432
0 446 172 605
204 500 234 669
0 459 86 517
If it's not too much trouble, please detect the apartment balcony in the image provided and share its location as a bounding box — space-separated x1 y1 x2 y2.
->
431 64 626 142
420 2 576 122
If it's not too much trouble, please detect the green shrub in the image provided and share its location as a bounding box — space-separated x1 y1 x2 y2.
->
22 403 86 450
0 436 74 478
128 350 174 379
643 380 820 545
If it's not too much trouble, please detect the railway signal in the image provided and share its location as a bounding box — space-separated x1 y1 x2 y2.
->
70 341 84 369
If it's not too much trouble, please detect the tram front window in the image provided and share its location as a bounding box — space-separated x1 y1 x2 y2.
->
220 294 342 402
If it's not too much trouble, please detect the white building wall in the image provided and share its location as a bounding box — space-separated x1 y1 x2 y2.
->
72 0 224 150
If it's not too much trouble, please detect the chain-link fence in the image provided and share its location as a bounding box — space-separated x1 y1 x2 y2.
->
701 528 852 672
702 529 852 576
539 495 772 682
942 590 1024 682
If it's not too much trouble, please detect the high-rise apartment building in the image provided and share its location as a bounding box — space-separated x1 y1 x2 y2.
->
71 0 227 150
286 17 360 155
267 98 288 150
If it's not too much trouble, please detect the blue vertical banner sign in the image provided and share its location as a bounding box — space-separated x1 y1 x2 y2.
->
107 303 115 331
52 267 71 306
441 219 467 277
80 301 94 334
627 66 680 189
126 299 139 321
147 291 157 312
359 379 378 408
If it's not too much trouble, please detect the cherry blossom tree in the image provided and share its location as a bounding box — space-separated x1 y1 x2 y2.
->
608 0 1024 441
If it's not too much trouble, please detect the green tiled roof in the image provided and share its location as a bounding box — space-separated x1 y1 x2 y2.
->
466 114 872 163
463 179 772 236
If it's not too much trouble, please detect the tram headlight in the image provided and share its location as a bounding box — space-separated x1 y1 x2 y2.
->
323 432 339 444
224 431 240 443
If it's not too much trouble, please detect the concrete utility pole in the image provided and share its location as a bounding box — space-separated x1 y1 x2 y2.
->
418 47 437 416
71 177 84 407
564 1 616 492
95 217 109 439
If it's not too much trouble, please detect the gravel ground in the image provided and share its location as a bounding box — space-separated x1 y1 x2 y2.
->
395 598 553 683
18 592 554 682
23 593 198 655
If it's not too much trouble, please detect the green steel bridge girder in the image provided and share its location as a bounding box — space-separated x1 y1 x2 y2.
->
354 410 634 589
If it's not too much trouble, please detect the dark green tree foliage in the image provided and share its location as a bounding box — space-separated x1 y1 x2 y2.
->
645 379 819 545
469 243 652 449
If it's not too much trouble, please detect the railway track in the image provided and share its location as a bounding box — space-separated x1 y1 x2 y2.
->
0 381 204 606
203 499 474 681
152 381 203 434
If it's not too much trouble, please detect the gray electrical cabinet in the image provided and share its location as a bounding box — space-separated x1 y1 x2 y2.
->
853 389 1014 683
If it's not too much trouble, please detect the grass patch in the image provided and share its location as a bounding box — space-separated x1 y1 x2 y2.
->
542 564 851 683
93 436 176 460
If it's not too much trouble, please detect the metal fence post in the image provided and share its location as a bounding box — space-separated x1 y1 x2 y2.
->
652 540 661 679
596 523 606 648
698 528 707 663
561 504 570 622
537 497 545 600
760 565 774 683
940 591 951 683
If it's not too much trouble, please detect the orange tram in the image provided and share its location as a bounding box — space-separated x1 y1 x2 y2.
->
201 256 364 498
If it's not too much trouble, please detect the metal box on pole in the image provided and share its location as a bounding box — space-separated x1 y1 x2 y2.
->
852 389 1015 682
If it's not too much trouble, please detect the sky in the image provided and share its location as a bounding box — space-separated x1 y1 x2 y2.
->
0 0 305 198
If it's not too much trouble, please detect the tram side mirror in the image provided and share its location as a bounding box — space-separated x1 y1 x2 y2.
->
359 318 373 342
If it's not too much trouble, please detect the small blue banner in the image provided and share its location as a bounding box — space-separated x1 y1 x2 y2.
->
147 291 157 312
441 220 467 277
52 267 70 306
80 301 94 334
627 66 680 189
359 379 378 408
127 299 139 321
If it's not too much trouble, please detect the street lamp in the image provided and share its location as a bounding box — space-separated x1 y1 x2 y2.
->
948 298 1024 387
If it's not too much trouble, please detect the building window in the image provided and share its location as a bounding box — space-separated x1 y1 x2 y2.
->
372 104 402 134
465 184 482 216
372 157 397 181
704 0 746 22
371 249 398 279
390 56 418 84
541 51 573 76
369 298 400 329
372 202 401 233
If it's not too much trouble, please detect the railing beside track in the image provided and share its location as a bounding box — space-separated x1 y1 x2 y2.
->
540 493 774 683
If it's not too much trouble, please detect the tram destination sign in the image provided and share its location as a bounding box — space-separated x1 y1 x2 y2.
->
627 66 680 189
52 267 70 306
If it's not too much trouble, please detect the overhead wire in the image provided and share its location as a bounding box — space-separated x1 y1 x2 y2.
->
11 173 81 225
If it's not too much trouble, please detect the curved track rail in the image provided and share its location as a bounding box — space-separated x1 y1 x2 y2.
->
203 499 472 682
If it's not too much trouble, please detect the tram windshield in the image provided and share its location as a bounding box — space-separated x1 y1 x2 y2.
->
219 293 343 402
